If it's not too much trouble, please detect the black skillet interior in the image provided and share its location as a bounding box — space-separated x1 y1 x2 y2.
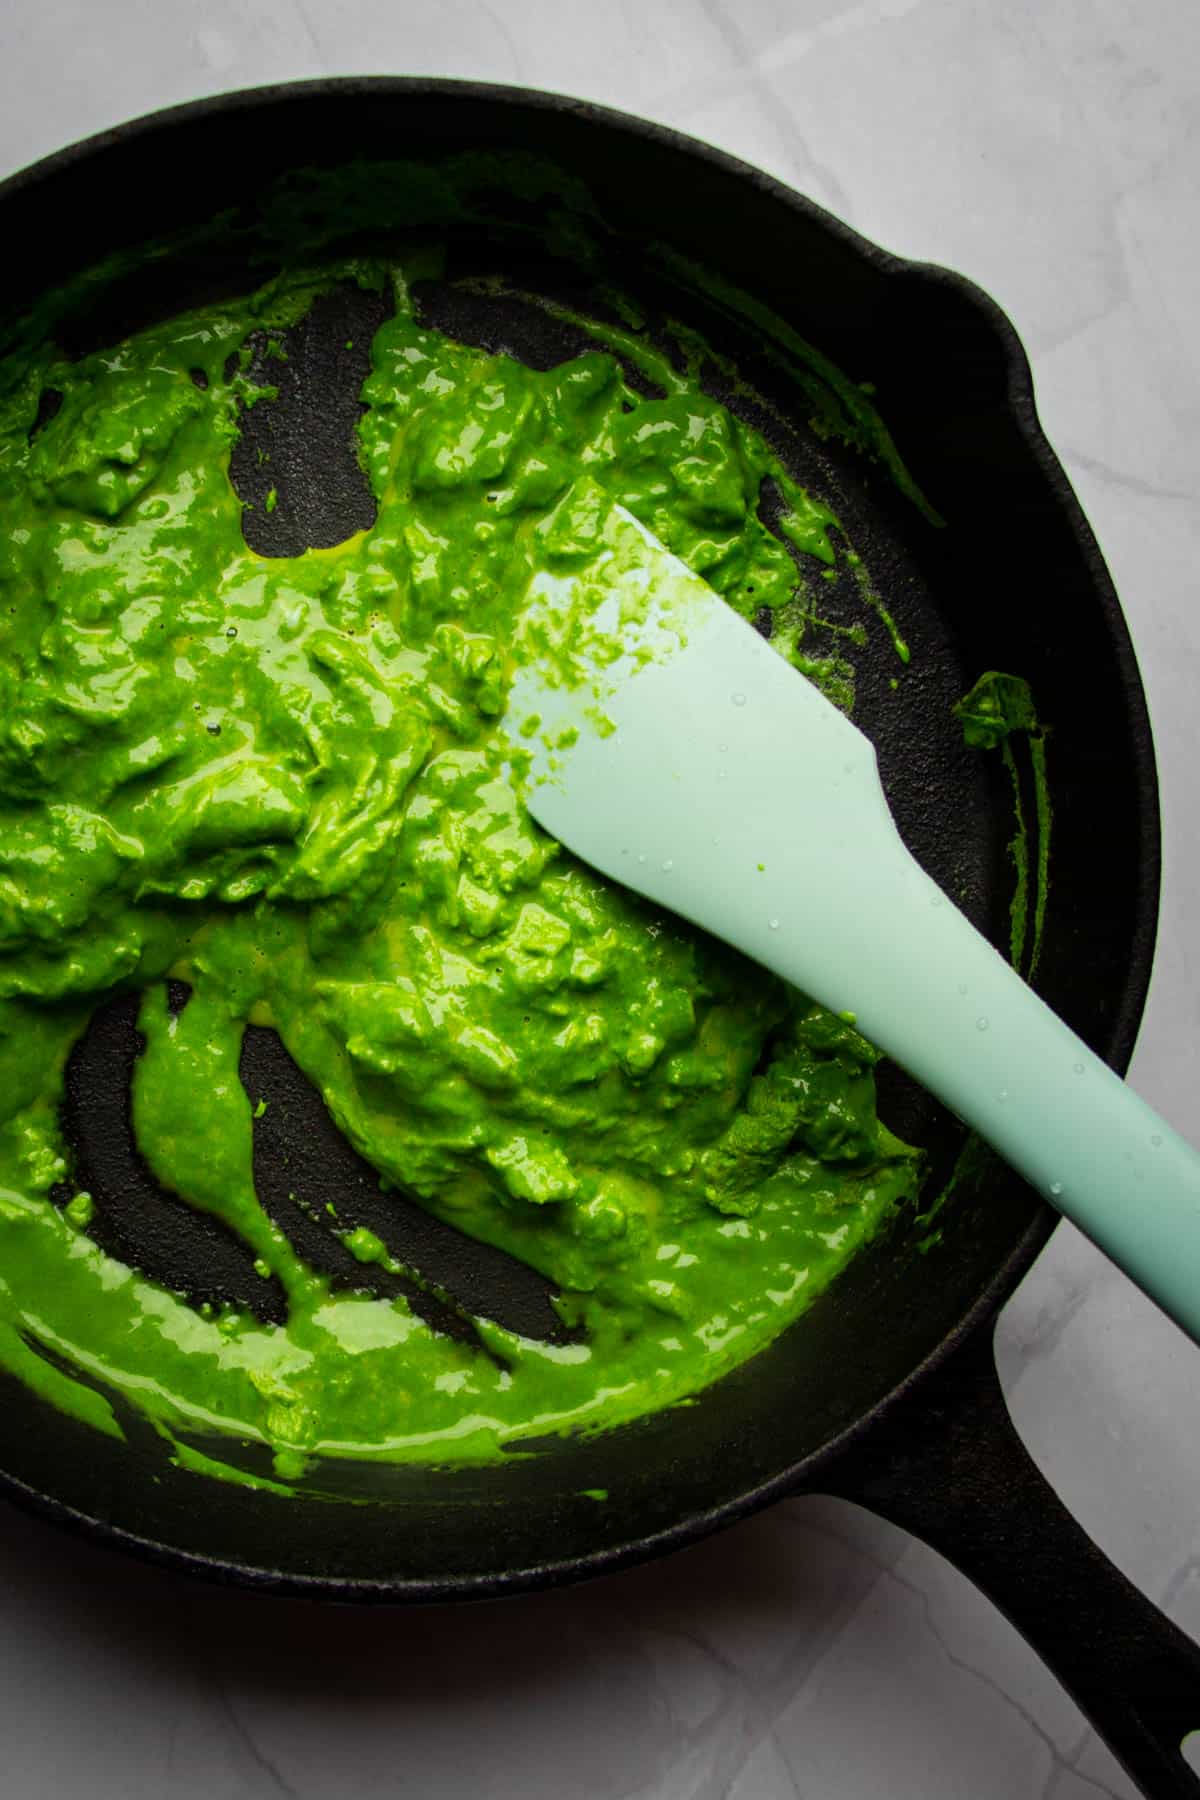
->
0 81 1157 1595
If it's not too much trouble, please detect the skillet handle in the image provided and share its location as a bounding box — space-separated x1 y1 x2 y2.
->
823 1323 1200 1798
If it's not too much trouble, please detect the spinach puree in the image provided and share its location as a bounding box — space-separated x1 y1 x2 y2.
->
0 253 925 1486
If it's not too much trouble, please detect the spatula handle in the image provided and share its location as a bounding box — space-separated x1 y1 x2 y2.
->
517 507 1198 1338
767 839 1200 1345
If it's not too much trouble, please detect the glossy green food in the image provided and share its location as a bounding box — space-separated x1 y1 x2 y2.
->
0 254 925 1486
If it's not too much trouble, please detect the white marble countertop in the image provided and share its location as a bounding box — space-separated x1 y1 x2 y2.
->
0 3 1198 1795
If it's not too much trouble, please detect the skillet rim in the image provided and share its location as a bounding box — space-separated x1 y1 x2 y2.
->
0 75 1161 1600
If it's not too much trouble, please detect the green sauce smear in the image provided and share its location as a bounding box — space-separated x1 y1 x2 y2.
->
0 221 948 1487
955 671 1051 976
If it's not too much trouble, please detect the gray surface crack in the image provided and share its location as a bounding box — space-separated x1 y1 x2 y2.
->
476 0 524 77
216 1685 299 1799
690 0 854 216
717 1727 804 1800
1000 1275 1095 1377
627 1622 776 1800
1160 1552 1200 1616
288 0 327 68
1064 445 1196 503
883 1567 1125 1800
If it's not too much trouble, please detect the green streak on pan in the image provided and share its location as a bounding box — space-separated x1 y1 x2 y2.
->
955 671 1052 979
917 673 1052 1241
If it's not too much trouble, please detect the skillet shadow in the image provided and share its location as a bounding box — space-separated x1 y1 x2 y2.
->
0 1489 915 1787
0 1484 1137 1799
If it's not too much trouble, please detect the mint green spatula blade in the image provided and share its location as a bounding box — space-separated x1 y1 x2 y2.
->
510 502 1200 1343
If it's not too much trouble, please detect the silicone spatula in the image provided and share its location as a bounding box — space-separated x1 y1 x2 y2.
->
507 499 1200 1343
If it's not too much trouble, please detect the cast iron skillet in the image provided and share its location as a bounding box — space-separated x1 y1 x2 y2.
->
1 79 1197 1796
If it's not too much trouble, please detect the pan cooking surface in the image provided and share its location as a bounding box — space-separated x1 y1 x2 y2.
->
44 268 1007 1337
